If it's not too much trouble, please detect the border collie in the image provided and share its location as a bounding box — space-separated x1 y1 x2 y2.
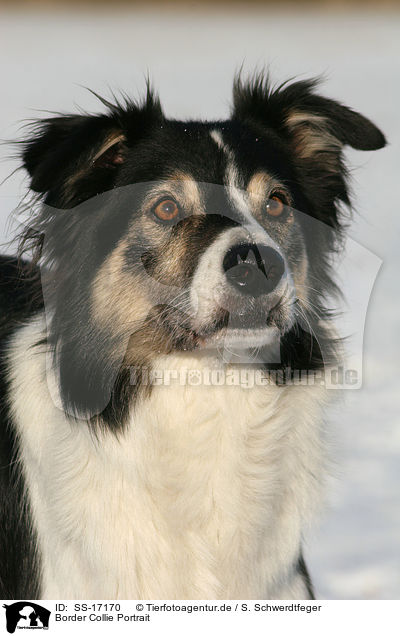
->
0 73 385 600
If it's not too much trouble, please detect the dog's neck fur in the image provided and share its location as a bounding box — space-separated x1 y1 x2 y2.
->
8 315 327 599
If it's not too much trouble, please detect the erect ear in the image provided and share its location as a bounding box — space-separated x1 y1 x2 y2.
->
22 90 163 207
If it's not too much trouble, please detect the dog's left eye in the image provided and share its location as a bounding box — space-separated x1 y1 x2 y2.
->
266 194 286 218
153 199 181 223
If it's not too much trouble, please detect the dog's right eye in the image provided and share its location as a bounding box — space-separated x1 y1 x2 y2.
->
153 199 181 223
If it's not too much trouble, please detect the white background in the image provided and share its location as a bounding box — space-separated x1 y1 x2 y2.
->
0 4 399 600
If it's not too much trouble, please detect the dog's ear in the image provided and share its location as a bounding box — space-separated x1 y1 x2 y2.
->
232 75 386 224
232 75 385 154
23 115 126 195
22 90 163 206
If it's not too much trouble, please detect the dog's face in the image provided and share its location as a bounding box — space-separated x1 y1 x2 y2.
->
91 124 308 355
20 76 385 425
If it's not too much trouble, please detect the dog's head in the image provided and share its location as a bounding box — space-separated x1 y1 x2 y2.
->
20 75 385 427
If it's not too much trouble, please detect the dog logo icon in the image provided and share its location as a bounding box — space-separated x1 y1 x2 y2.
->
2 602 50 633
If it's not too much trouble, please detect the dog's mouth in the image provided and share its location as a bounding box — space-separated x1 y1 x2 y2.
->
151 299 290 352
196 305 285 349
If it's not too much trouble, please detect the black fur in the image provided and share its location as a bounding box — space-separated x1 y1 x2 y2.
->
297 552 315 600
0 257 43 599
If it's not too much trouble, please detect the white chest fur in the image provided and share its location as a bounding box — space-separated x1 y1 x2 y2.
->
8 318 328 599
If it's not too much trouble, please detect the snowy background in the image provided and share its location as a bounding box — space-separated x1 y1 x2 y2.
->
0 4 399 599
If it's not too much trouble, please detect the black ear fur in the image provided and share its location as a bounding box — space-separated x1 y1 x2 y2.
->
232 74 386 152
22 89 164 206
23 114 122 194
304 94 386 151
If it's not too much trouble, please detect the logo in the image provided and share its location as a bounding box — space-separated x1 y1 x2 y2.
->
2 603 50 634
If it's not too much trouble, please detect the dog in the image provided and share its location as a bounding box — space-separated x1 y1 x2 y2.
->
0 73 385 600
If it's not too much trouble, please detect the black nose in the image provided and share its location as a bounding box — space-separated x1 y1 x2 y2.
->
223 243 285 296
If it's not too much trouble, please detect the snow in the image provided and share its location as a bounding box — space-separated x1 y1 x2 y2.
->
0 4 399 600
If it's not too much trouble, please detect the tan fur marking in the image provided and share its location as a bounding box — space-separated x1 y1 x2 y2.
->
285 110 342 162
92 132 126 163
292 255 309 307
91 238 152 335
247 172 276 200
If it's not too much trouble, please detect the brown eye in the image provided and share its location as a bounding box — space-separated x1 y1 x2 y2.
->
153 199 180 223
266 194 286 217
